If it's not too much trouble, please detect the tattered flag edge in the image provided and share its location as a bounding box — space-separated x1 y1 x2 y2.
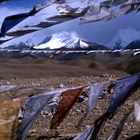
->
50 87 84 129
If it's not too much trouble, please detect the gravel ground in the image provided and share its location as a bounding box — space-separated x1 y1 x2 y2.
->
0 74 140 140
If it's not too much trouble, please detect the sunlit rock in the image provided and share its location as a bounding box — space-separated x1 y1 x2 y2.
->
0 99 22 140
134 98 140 122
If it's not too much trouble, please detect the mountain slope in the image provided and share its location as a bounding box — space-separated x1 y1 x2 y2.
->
126 40 140 49
108 28 140 49
33 31 108 50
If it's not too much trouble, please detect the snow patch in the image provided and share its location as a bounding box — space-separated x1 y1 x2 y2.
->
108 28 140 49
33 31 89 49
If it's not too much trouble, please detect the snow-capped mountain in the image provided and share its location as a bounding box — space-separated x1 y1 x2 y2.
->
0 30 48 49
33 31 88 49
108 28 140 49
33 31 107 50
0 0 140 50
126 40 140 50
0 30 107 50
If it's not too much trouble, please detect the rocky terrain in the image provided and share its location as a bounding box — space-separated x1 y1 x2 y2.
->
0 71 140 140
0 55 140 140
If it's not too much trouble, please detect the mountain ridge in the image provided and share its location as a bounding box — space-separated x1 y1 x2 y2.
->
108 28 140 49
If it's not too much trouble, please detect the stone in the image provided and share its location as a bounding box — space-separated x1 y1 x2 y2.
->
0 99 22 140
134 98 140 122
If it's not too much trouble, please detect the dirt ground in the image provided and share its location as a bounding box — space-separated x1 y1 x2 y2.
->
0 58 128 79
0 59 139 140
